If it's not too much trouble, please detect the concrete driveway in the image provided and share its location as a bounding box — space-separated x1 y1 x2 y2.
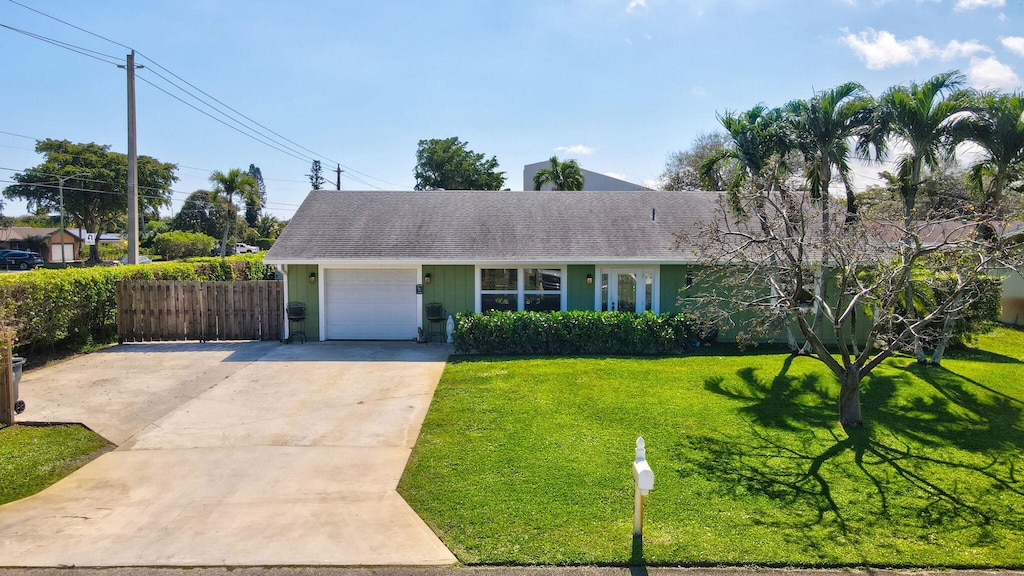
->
0 341 457 567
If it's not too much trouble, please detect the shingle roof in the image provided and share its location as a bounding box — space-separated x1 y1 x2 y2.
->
266 190 724 264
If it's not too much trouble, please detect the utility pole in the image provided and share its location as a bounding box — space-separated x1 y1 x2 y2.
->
121 50 142 265
335 164 343 191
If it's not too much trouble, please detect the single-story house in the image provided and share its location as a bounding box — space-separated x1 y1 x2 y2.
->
0 226 81 262
264 190 712 341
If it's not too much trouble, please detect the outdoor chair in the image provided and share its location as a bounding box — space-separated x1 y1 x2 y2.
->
286 302 307 343
425 302 446 343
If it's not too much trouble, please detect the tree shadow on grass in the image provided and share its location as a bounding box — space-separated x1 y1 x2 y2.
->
703 354 835 431
687 357 1024 556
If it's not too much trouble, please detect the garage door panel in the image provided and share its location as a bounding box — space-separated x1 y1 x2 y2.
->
325 269 418 340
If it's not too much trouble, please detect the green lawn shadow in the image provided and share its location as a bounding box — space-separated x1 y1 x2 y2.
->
691 351 1024 547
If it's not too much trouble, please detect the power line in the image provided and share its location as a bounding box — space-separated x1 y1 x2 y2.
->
4 2 414 190
1 178 300 215
7 0 131 51
135 75 312 164
0 23 121 66
0 166 306 209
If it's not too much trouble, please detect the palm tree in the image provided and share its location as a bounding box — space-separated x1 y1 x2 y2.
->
533 156 585 191
926 91 1024 366
787 82 876 223
255 214 282 239
960 91 1024 226
875 71 973 225
785 83 877 353
701 105 802 351
875 71 973 364
209 169 258 258
699 105 794 214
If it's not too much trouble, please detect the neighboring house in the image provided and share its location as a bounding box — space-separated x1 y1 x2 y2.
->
523 161 651 191
265 190 713 341
0 226 81 262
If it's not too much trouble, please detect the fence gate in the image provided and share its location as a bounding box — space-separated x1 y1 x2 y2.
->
116 280 284 342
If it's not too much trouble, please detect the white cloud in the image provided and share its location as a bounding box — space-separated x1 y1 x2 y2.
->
626 0 646 13
603 171 627 180
967 56 1021 90
1003 36 1024 57
941 39 991 59
691 86 707 96
840 28 936 69
955 0 1005 10
555 145 594 155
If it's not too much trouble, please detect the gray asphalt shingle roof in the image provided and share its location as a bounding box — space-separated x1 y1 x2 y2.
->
265 190 723 263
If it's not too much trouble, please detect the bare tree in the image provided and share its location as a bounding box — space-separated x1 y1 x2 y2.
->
683 192 1016 428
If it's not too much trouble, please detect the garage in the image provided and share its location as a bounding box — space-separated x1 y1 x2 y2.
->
324 268 419 340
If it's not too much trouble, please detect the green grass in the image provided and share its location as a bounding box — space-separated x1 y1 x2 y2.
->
0 424 110 505
398 327 1024 567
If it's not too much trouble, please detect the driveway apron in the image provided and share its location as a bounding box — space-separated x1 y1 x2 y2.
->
0 341 457 567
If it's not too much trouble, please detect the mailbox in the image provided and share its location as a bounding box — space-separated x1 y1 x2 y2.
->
632 436 654 538
633 459 654 495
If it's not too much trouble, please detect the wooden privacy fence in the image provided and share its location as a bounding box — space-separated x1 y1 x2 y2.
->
116 280 284 342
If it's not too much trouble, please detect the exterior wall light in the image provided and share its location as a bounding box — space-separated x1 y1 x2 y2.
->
308 272 317 284
424 273 432 284
586 274 594 285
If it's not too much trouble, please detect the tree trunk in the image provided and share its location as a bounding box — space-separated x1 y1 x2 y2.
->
930 293 962 366
839 369 863 428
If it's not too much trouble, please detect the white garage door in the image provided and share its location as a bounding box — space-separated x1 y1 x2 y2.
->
325 268 419 340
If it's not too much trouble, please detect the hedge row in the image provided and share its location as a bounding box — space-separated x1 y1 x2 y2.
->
0 254 274 353
452 310 718 356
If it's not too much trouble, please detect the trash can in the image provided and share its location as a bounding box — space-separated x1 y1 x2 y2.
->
11 356 25 415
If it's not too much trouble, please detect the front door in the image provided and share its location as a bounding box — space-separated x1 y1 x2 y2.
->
598 268 657 313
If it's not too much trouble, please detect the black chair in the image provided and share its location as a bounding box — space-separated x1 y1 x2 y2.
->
286 302 307 343
425 302 446 343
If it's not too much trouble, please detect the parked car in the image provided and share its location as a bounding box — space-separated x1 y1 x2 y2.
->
234 242 260 254
0 250 44 270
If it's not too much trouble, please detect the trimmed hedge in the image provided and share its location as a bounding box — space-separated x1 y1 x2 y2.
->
452 310 717 356
0 254 274 354
152 230 216 260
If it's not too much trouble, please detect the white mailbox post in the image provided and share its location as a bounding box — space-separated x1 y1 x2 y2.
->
632 436 654 538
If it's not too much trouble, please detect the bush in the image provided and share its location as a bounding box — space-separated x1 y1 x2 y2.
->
152 231 216 260
0 254 277 354
254 237 275 251
452 310 717 356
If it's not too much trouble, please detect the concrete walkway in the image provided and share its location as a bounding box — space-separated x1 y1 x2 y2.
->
0 341 457 567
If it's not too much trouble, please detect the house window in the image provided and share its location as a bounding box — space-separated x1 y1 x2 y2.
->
524 268 562 312
480 267 564 312
481 268 518 311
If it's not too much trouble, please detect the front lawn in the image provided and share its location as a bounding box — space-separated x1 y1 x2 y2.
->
0 424 110 505
398 327 1024 567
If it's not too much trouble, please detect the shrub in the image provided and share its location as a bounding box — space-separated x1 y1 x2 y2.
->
153 231 216 260
0 254 276 354
452 310 717 356
254 237 275 251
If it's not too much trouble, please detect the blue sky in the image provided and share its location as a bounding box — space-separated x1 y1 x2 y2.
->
2 0 1022 220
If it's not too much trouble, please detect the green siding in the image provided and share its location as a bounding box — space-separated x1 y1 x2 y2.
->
567 265 595 311
286 264 320 340
659 265 692 313
422 265 475 325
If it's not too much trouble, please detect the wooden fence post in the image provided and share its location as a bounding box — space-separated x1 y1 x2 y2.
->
1 325 16 426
